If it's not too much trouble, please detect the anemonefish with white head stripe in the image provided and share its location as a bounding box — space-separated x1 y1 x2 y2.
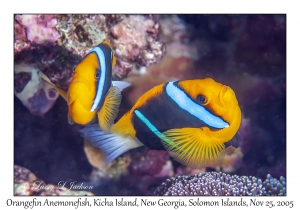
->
39 40 130 132
80 77 242 168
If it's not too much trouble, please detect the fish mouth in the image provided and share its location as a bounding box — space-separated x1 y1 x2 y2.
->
72 77 90 85
73 79 86 83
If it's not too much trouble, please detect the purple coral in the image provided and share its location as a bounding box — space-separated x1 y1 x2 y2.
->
154 172 286 196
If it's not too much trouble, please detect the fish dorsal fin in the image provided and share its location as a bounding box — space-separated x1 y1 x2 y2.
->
101 39 116 66
38 71 68 101
224 132 242 148
161 127 225 168
112 81 131 91
101 39 112 48
111 52 116 66
97 86 122 132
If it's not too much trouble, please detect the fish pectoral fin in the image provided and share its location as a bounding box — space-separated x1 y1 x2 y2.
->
67 112 74 125
79 124 143 164
224 132 242 148
97 86 122 132
161 127 225 168
112 81 131 92
38 71 68 101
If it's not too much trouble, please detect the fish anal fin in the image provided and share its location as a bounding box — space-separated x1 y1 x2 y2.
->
38 71 68 101
162 128 225 168
224 132 242 148
98 86 121 132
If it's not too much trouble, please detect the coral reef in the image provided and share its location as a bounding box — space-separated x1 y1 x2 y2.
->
110 15 166 78
14 15 60 54
129 150 170 176
153 172 286 196
14 14 166 115
14 165 94 195
84 148 172 196
55 14 108 57
15 15 59 44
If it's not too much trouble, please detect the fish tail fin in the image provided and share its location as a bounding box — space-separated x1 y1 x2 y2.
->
38 71 68 101
112 81 131 91
79 124 143 164
97 86 121 132
161 127 225 168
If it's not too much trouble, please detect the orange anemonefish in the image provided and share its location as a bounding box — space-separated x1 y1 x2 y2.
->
80 77 242 168
39 40 130 132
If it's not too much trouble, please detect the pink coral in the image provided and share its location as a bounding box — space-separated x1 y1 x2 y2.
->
130 150 170 175
110 15 165 78
15 15 60 44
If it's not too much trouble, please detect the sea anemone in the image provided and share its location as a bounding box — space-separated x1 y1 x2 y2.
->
154 172 286 196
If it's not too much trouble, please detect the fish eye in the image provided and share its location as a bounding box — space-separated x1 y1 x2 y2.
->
197 95 206 104
95 71 100 79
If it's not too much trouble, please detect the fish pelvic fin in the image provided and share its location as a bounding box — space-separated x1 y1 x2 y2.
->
112 81 131 92
38 71 68 101
161 127 225 168
79 124 143 164
224 132 242 148
97 86 121 132
67 112 75 125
